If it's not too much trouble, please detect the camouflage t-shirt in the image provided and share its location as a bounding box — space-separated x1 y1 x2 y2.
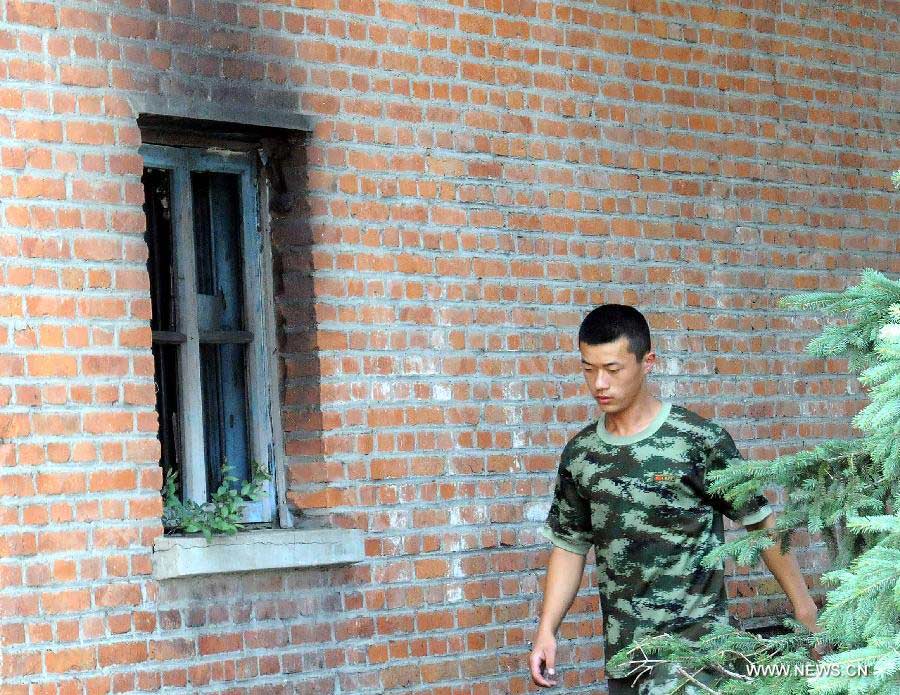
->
539 401 772 680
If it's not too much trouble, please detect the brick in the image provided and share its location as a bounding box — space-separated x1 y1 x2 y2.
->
41 589 90 615
81 355 129 376
94 583 142 608
77 297 126 318
88 468 136 492
13 120 63 143
37 530 87 553
27 354 77 377
16 175 65 199
73 236 121 260
1 650 42 678
0 295 24 316
26 296 75 318
198 633 243 655
119 12 163 39
7 1 58 28
97 641 148 667
65 122 116 145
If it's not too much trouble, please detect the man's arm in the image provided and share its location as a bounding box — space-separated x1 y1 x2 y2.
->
529 546 587 687
744 511 821 634
537 545 587 637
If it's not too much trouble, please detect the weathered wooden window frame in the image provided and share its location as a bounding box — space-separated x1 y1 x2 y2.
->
140 143 280 524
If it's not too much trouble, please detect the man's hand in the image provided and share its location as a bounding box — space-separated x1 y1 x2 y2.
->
529 631 559 687
795 601 826 661
531 546 587 686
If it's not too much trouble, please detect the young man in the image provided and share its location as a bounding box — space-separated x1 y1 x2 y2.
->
528 304 821 694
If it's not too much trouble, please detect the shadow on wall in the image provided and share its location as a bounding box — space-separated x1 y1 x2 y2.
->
264 130 332 528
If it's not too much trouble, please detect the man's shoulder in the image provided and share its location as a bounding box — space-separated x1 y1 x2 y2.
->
559 420 600 462
667 403 725 443
560 420 599 466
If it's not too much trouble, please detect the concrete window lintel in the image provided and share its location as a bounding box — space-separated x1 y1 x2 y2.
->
152 528 366 580
130 95 315 133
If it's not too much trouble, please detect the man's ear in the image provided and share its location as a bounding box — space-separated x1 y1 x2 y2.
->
642 351 656 373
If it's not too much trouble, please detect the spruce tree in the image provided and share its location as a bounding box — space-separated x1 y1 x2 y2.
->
607 171 900 694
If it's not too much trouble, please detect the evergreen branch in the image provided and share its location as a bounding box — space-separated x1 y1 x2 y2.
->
702 529 776 568
845 515 900 534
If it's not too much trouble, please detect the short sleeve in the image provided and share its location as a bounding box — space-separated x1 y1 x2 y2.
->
701 427 773 526
539 453 594 556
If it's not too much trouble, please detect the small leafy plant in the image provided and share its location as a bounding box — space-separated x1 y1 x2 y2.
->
161 460 271 538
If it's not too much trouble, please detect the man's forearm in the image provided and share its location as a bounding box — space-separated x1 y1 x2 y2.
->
745 513 818 625
537 546 588 637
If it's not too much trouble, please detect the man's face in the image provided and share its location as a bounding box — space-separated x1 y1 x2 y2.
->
579 336 654 412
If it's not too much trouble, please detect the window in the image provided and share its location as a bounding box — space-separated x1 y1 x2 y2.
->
140 144 277 523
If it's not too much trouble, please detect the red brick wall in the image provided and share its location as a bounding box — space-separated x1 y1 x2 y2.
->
1 0 898 692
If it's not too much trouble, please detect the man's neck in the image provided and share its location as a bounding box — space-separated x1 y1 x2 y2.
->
602 394 663 437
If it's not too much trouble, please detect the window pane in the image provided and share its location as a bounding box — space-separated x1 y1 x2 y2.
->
193 170 253 497
200 343 251 493
191 171 245 332
143 167 182 488
152 343 182 493
142 167 176 332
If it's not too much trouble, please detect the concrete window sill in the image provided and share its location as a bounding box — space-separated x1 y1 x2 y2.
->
151 528 366 580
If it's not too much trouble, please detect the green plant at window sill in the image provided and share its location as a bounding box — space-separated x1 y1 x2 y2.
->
161 461 271 539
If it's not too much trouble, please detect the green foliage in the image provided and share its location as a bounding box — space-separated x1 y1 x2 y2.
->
705 439 888 569
703 264 900 570
607 620 817 695
701 529 776 570
777 269 900 375
805 510 900 693
609 170 900 693
161 460 271 538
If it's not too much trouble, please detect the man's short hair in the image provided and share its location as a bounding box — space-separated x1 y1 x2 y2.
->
578 304 651 361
